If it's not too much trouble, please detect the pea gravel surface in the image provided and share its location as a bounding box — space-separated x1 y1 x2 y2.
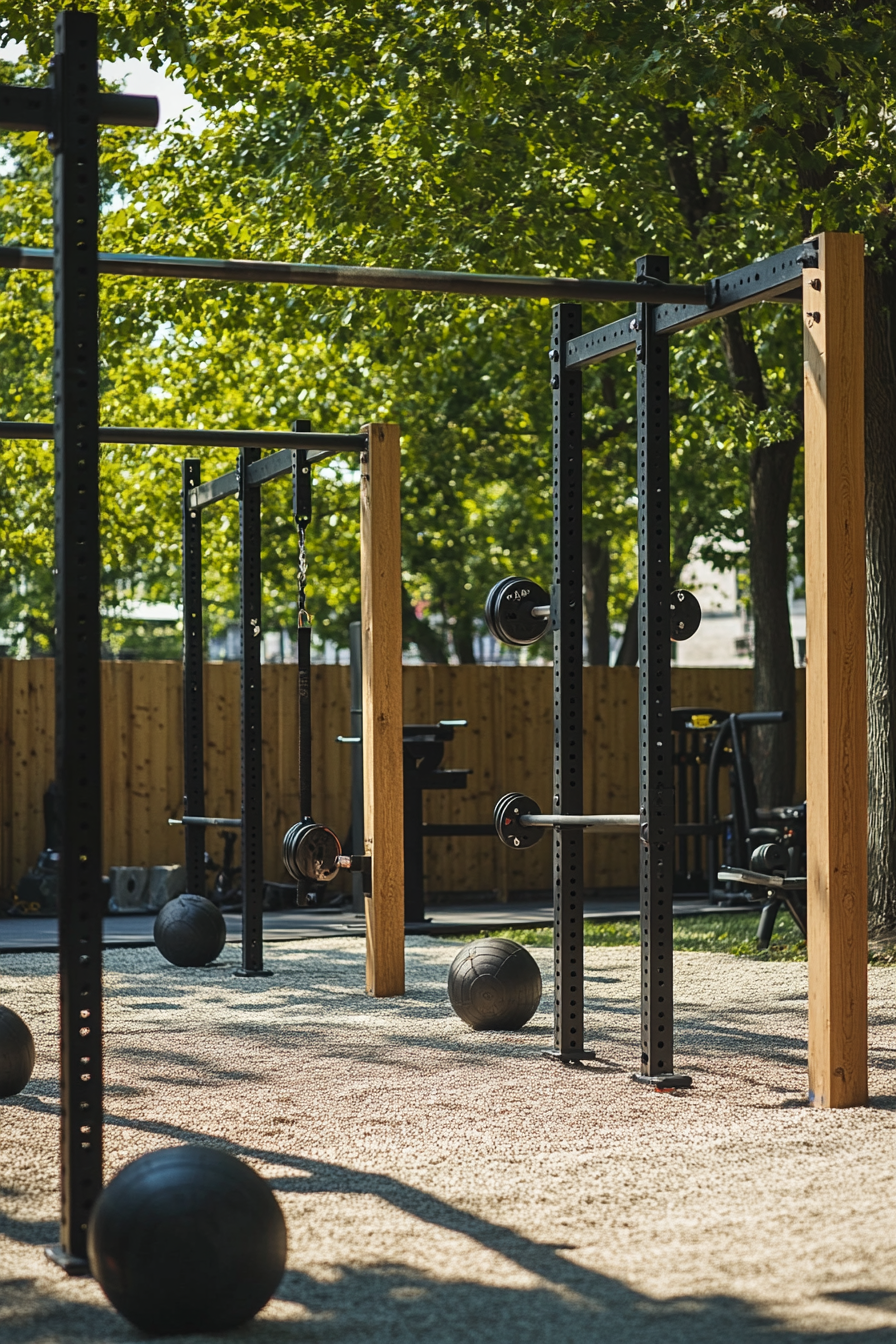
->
2 936 896 1343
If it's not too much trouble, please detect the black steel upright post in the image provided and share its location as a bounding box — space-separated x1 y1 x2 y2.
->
47 10 103 1272
181 459 206 894
292 443 312 822
237 444 268 975
634 256 690 1088
349 621 365 912
544 304 594 1064
403 769 426 925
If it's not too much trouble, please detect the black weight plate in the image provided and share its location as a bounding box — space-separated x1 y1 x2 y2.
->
750 842 788 876
670 589 702 642
493 792 543 849
282 820 342 883
484 577 551 647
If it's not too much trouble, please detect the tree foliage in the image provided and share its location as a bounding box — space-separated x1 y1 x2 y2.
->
1 2 894 661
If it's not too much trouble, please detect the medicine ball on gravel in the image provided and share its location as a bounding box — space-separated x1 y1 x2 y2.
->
0 1004 35 1097
153 893 226 967
88 1145 287 1336
448 937 542 1030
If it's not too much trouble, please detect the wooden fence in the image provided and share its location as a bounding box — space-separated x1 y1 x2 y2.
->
0 659 805 902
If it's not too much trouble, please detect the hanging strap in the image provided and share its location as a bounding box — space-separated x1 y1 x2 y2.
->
294 446 313 820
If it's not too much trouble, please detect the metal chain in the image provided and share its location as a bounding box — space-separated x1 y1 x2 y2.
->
297 523 311 628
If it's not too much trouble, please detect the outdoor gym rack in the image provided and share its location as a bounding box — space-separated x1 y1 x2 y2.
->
176 424 405 980
490 233 867 1096
0 4 869 1276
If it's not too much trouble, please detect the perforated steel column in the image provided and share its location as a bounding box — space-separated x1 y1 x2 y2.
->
545 305 594 1063
634 257 686 1085
238 445 267 974
181 459 206 894
51 9 103 1266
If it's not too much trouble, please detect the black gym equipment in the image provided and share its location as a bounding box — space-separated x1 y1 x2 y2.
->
670 589 702 642
282 819 342 884
153 894 227 968
340 621 491 922
180 428 367 974
484 576 552 647
447 938 543 1030
493 794 543 849
484 243 814 1083
0 7 817 1270
9 781 62 916
0 1005 36 1098
494 792 641 849
486 578 702 650
87 1145 287 1336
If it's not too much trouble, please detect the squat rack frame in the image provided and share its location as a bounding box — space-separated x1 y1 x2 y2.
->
547 234 866 1105
174 423 404 987
0 5 867 1273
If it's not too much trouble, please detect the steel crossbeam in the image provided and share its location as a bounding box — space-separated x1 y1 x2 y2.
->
566 242 813 372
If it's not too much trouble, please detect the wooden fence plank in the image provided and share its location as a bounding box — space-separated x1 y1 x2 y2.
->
0 659 807 903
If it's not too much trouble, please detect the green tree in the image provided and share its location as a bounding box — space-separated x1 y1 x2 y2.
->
5 3 896 929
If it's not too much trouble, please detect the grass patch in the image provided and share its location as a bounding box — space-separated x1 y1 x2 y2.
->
458 910 808 961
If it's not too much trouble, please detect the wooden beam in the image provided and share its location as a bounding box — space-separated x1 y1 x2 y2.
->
360 423 405 996
804 232 868 1108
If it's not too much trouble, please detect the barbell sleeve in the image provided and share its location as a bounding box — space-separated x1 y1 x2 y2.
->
520 813 640 830
168 815 243 827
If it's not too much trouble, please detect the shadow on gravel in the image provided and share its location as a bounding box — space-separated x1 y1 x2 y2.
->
4 1106 892 1344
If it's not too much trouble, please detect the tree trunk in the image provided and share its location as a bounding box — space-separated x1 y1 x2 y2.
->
451 615 477 665
614 595 639 666
749 439 798 806
401 588 448 663
717 310 797 806
865 257 896 935
583 538 610 665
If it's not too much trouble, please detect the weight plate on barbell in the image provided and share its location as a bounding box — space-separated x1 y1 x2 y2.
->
749 842 788 876
484 577 551 647
670 589 702 642
282 819 342 883
493 792 544 849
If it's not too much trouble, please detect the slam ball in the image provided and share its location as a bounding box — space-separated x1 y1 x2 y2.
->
88 1145 287 1336
0 1004 35 1097
448 937 543 1030
153 893 226 967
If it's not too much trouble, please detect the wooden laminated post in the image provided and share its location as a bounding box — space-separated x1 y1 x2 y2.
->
359 423 405 995
804 232 868 1107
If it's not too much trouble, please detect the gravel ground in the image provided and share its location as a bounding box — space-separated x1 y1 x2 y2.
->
2 936 896 1343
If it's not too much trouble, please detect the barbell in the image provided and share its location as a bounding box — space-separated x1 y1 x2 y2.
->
494 792 640 849
484 576 703 648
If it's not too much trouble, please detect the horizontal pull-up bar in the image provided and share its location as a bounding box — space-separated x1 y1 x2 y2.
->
0 419 367 453
0 243 709 305
188 434 366 510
